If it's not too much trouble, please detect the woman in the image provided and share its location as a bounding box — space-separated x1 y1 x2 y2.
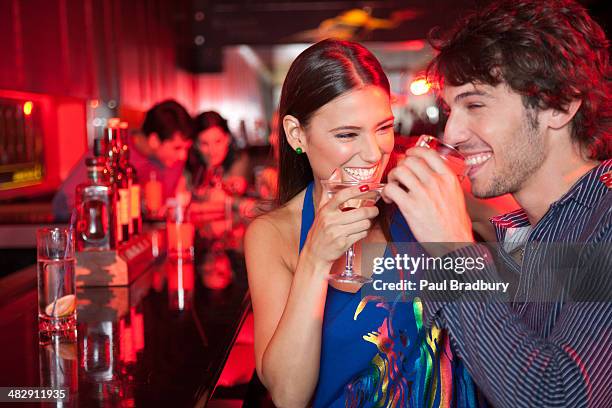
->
182 111 254 241
184 111 249 197
245 40 487 407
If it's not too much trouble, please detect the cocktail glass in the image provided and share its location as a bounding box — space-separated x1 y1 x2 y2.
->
321 171 384 284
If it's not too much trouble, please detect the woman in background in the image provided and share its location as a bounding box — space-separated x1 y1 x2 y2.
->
185 111 249 198
182 111 254 243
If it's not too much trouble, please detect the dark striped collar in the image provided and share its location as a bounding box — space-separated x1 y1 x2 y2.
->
490 159 612 229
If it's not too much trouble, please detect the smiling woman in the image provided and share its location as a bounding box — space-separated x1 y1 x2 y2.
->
244 39 487 408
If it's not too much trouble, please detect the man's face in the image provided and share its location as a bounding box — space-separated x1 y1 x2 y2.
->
155 132 192 168
441 82 547 198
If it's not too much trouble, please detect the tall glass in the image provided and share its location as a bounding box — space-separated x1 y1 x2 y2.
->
37 227 77 344
320 180 385 284
416 135 466 179
166 200 195 260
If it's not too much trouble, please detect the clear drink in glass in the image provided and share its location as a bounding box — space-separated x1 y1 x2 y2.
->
37 227 77 344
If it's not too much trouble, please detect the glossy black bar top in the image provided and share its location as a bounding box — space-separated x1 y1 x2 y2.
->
0 250 250 407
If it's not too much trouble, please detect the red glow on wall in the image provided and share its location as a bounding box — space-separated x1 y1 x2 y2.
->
400 40 425 51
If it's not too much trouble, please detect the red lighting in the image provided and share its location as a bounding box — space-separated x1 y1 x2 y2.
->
90 99 100 109
399 40 425 51
23 101 33 116
409 79 431 96
108 117 121 128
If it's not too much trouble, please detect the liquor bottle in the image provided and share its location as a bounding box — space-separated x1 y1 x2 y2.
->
75 152 118 251
115 152 132 244
120 141 142 235
102 123 127 243
103 125 120 176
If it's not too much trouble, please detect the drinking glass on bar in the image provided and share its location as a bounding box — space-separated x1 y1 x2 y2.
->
37 227 77 344
166 198 195 260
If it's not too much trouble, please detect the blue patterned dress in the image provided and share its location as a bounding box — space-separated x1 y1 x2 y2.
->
298 182 488 408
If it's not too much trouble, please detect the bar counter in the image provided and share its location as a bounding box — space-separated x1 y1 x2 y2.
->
0 246 250 407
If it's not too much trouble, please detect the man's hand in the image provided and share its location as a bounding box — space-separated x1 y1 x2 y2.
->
382 146 474 254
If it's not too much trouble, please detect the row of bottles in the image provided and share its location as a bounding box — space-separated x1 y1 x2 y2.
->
75 120 142 251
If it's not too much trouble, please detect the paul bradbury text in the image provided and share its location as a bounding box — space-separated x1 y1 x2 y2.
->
371 279 510 293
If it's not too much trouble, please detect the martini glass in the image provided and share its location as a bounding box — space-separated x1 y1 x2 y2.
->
415 135 466 180
321 174 385 284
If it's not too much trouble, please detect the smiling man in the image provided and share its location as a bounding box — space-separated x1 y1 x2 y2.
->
383 0 611 406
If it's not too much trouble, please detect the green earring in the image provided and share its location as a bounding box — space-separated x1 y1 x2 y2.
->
295 147 303 154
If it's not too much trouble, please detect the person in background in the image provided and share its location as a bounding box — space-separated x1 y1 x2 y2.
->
383 0 611 406
52 99 193 221
254 110 280 201
181 111 253 242
128 99 194 215
245 39 487 408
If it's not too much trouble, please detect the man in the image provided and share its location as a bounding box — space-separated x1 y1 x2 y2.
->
383 0 611 406
53 99 193 220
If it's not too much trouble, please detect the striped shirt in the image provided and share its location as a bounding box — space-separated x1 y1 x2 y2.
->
426 159 612 408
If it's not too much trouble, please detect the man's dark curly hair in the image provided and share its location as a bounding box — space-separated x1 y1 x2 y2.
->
141 99 194 142
427 0 611 160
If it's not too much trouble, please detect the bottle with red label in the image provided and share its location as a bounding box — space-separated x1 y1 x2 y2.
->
102 123 123 243
114 126 132 244
118 123 142 235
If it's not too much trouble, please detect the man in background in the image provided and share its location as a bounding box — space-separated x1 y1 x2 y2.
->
52 99 193 220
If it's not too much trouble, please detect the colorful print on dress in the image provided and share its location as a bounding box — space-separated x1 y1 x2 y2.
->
343 296 454 408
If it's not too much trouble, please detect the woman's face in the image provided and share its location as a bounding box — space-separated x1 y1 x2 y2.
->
296 85 395 183
197 126 230 168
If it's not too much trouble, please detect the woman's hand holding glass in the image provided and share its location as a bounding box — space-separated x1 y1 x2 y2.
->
301 185 379 275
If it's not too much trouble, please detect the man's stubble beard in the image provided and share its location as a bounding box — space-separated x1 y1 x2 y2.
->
474 107 546 199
